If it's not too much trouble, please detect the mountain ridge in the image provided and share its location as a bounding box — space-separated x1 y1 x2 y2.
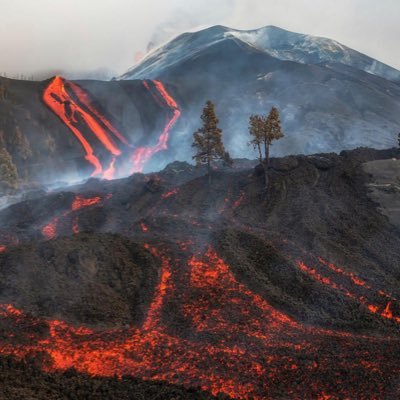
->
120 25 400 83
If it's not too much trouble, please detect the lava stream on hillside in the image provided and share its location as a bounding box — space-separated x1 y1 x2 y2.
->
0 243 398 399
276 239 400 326
131 80 181 173
43 77 181 178
41 194 107 240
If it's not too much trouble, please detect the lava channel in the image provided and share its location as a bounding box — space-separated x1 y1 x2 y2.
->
131 80 181 173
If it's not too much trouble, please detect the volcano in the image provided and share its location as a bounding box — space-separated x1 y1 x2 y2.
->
0 147 399 399
1 22 400 399
120 25 400 159
1 26 400 190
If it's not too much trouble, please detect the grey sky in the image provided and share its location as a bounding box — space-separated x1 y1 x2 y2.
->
0 0 399 78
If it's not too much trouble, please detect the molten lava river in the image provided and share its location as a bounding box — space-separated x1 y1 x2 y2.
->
1 232 399 399
43 76 180 178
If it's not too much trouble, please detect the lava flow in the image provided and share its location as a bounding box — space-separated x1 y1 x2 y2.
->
42 195 104 240
295 256 400 324
131 80 181 173
0 243 399 399
43 76 123 178
43 77 181 179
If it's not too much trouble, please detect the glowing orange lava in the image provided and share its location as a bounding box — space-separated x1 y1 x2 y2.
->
1 244 398 399
132 80 181 173
140 223 149 233
43 76 118 177
72 195 102 211
297 258 400 325
68 82 130 146
41 195 104 239
162 188 179 199
44 77 181 179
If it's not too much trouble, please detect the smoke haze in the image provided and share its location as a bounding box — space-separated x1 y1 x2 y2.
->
0 0 399 79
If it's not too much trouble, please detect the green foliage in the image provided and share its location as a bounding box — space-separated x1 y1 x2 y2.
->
248 106 284 166
192 101 232 181
13 126 33 161
193 101 226 165
248 107 284 190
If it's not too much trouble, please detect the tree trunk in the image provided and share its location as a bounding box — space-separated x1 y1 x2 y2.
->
263 141 270 191
257 144 262 164
207 156 211 185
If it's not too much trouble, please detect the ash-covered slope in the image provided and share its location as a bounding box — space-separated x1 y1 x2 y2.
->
121 25 400 83
0 148 399 399
120 25 400 159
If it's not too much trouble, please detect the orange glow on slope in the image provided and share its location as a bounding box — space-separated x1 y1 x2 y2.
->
42 216 61 240
184 249 298 340
68 82 130 146
297 259 400 324
318 257 372 289
232 191 245 210
1 245 398 399
72 218 79 235
72 195 102 211
162 188 179 199
41 195 104 239
103 157 117 181
43 76 104 176
152 80 179 109
132 80 181 173
140 223 149 233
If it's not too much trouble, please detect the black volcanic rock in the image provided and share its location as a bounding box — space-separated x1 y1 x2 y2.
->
0 148 400 399
270 156 299 171
0 234 158 327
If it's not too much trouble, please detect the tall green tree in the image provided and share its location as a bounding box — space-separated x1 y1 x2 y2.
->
193 101 231 184
248 107 284 189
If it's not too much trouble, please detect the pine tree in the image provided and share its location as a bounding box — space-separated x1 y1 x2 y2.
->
248 107 284 189
223 151 234 167
0 147 18 190
12 126 32 161
192 101 230 184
